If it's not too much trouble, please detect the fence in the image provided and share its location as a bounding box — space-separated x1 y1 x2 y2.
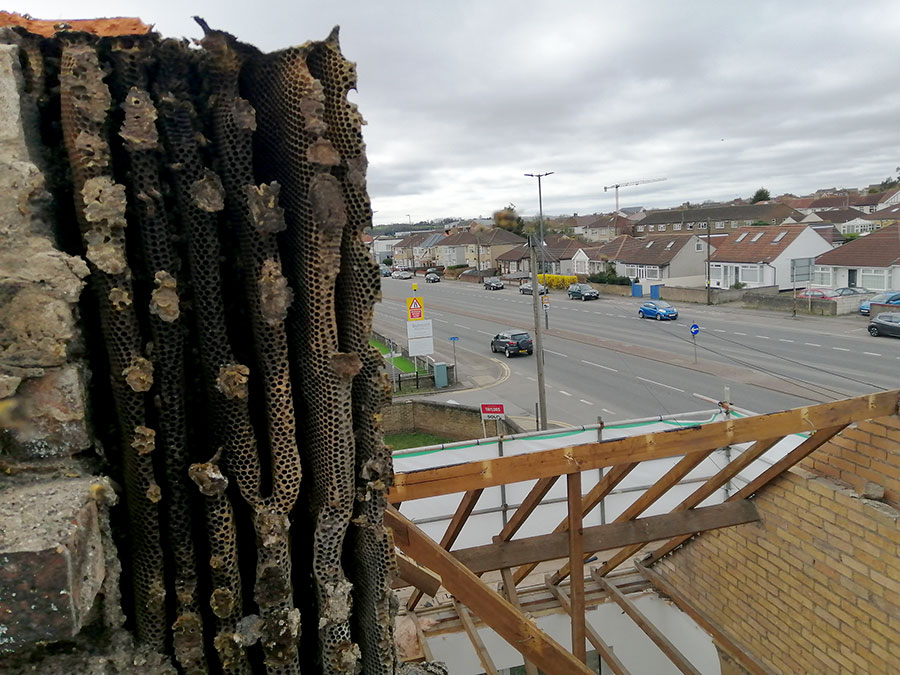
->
372 329 456 391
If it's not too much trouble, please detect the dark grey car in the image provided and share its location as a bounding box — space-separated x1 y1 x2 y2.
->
490 330 534 357
567 283 599 300
868 312 900 338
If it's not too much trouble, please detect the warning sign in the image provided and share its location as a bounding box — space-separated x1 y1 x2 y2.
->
406 296 425 321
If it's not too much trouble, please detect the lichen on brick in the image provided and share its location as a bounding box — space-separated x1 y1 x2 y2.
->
149 271 179 322
122 356 154 392
258 259 292 324
245 183 286 234
119 87 159 150
189 171 225 213
215 363 250 400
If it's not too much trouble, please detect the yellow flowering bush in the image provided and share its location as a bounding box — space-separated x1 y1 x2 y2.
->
537 274 578 290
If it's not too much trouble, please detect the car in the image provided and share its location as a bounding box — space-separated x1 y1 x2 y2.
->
796 288 840 300
379 265 392 277
484 278 504 290
490 330 533 357
859 291 900 315
868 312 900 338
424 273 440 283
639 300 678 320
567 283 599 301
391 270 413 279
519 282 548 295
426 267 444 277
834 287 871 296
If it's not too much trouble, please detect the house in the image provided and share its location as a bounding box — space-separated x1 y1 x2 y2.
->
571 233 714 283
849 187 900 213
812 222 900 291
634 203 801 236
561 214 603 236
709 225 833 290
542 235 584 275
860 204 900 231
431 228 526 270
391 231 445 269
582 214 634 242
496 242 561 275
371 235 402 263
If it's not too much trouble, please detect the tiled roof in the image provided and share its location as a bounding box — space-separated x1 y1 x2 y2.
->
861 204 900 221
710 225 809 263
809 225 845 245
640 203 799 226
810 208 867 224
394 231 444 248
0 11 151 36
852 187 900 207
435 229 525 247
496 243 560 263
815 223 900 268
579 234 693 266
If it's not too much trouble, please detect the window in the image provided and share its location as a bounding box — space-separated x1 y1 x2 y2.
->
645 241 654 248
674 223 682 231
751 232 764 242
695 241 704 251
644 266 660 279
861 268 887 290
665 241 675 250
626 265 637 278
710 265 722 280
699 222 708 229
648 225 655 231
741 265 760 283
811 266 832 286
636 225 645 232
687 223 694 230
773 231 787 242
716 221 725 229
658 224 666 231
736 233 749 242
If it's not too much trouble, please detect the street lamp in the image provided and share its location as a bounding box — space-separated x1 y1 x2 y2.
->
524 172 554 273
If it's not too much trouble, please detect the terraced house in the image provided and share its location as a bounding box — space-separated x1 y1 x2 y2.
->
635 203 801 235
432 227 525 270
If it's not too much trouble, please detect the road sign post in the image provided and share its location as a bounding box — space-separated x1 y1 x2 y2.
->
690 323 700 363
449 336 459 382
541 294 550 330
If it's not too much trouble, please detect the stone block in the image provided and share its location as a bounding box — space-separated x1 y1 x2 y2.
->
0 477 114 652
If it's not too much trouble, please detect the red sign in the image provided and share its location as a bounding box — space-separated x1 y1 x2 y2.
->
480 403 505 420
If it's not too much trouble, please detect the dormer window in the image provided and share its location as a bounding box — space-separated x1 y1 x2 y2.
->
665 241 674 250
751 232 764 242
773 231 787 242
645 241 654 248
736 233 748 242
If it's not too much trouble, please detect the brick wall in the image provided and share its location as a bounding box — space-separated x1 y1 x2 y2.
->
654 414 900 674
383 400 521 440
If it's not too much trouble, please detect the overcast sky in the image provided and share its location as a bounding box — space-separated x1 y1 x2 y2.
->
16 1 900 224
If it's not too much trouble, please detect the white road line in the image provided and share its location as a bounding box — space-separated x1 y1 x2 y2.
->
605 313 614 316
636 376 685 393
581 360 618 372
734 332 747 336
833 347 850 351
435 318 449 323
580 399 594 405
602 408 616 414
453 324 470 329
476 330 493 336
559 390 572 397
714 329 726 333
527 376 537 382
804 342 821 346
863 352 881 356
779 339 795 343
617 314 626 318
545 349 568 357
755 335 770 339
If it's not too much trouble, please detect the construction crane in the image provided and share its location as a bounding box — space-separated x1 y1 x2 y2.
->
604 177 667 213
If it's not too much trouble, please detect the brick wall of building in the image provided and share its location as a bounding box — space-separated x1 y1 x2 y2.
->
654 414 900 674
383 400 521 440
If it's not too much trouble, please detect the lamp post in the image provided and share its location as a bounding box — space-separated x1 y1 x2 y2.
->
525 172 553 431
525 172 553 274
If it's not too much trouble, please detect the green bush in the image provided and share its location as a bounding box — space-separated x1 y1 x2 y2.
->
587 272 632 285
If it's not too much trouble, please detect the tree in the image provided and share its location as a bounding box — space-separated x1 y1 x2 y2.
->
492 203 526 236
751 187 770 203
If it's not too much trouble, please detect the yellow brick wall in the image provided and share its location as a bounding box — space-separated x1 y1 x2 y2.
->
654 415 900 674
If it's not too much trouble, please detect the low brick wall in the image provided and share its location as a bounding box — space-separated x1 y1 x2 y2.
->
590 283 633 297
659 285 770 305
654 415 900 673
383 399 523 440
743 291 838 315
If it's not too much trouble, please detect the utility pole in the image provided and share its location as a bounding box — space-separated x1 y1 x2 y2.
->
706 218 711 305
525 172 553 274
529 238 548 430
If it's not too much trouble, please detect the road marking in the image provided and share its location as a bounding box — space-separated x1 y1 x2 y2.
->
477 330 493 336
527 376 537 382
446 399 459 404
833 347 850 351
580 399 594 405
713 329 726 333
804 342 821 346
453 324 470 329
605 313 614 316
602 408 616 414
545 349 568 357
559 390 572 397
617 314 626 318
636 376 685 393
581 360 618 372
779 339 795 343
734 332 747 336
435 318 449 323
863 352 881 356
755 335 770 339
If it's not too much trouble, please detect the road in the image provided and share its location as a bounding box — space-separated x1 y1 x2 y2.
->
374 277 900 427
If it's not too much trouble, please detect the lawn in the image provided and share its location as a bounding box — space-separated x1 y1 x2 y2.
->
369 339 427 374
384 431 451 450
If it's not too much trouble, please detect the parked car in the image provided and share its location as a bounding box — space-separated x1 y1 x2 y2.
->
391 270 413 279
519 282 548 295
796 288 840 300
834 287 871 296
567 283 599 301
426 267 444 277
490 330 533 357
484 278 504 290
379 265 392 277
859 291 900 315
638 300 678 320
424 273 440 283
868 312 900 338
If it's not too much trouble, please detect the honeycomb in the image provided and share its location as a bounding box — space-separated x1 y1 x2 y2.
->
18 21 397 674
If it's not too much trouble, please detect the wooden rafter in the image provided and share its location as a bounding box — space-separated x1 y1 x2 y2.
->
593 573 702 675
499 568 538 675
394 552 442 596
385 506 594 674
452 598 498 675
552 449 714 584
406 610 435 663
495 475 559 542
388 391 899 502
407 488 483 610
512 462 636 585
644 424 848 566
567 472 586 662
635 562 772 675
451 501 759 574
544 580 629 675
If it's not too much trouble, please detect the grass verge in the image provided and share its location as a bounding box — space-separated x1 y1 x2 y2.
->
384 431 451 450
370 339 426 373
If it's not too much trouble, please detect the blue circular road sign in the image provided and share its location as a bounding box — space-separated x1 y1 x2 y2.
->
690 323 700 336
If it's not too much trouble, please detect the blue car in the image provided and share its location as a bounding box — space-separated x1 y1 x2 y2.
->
639 300 678 320
859 291 900 316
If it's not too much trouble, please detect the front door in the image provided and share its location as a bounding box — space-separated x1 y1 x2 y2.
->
848 269 857 288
